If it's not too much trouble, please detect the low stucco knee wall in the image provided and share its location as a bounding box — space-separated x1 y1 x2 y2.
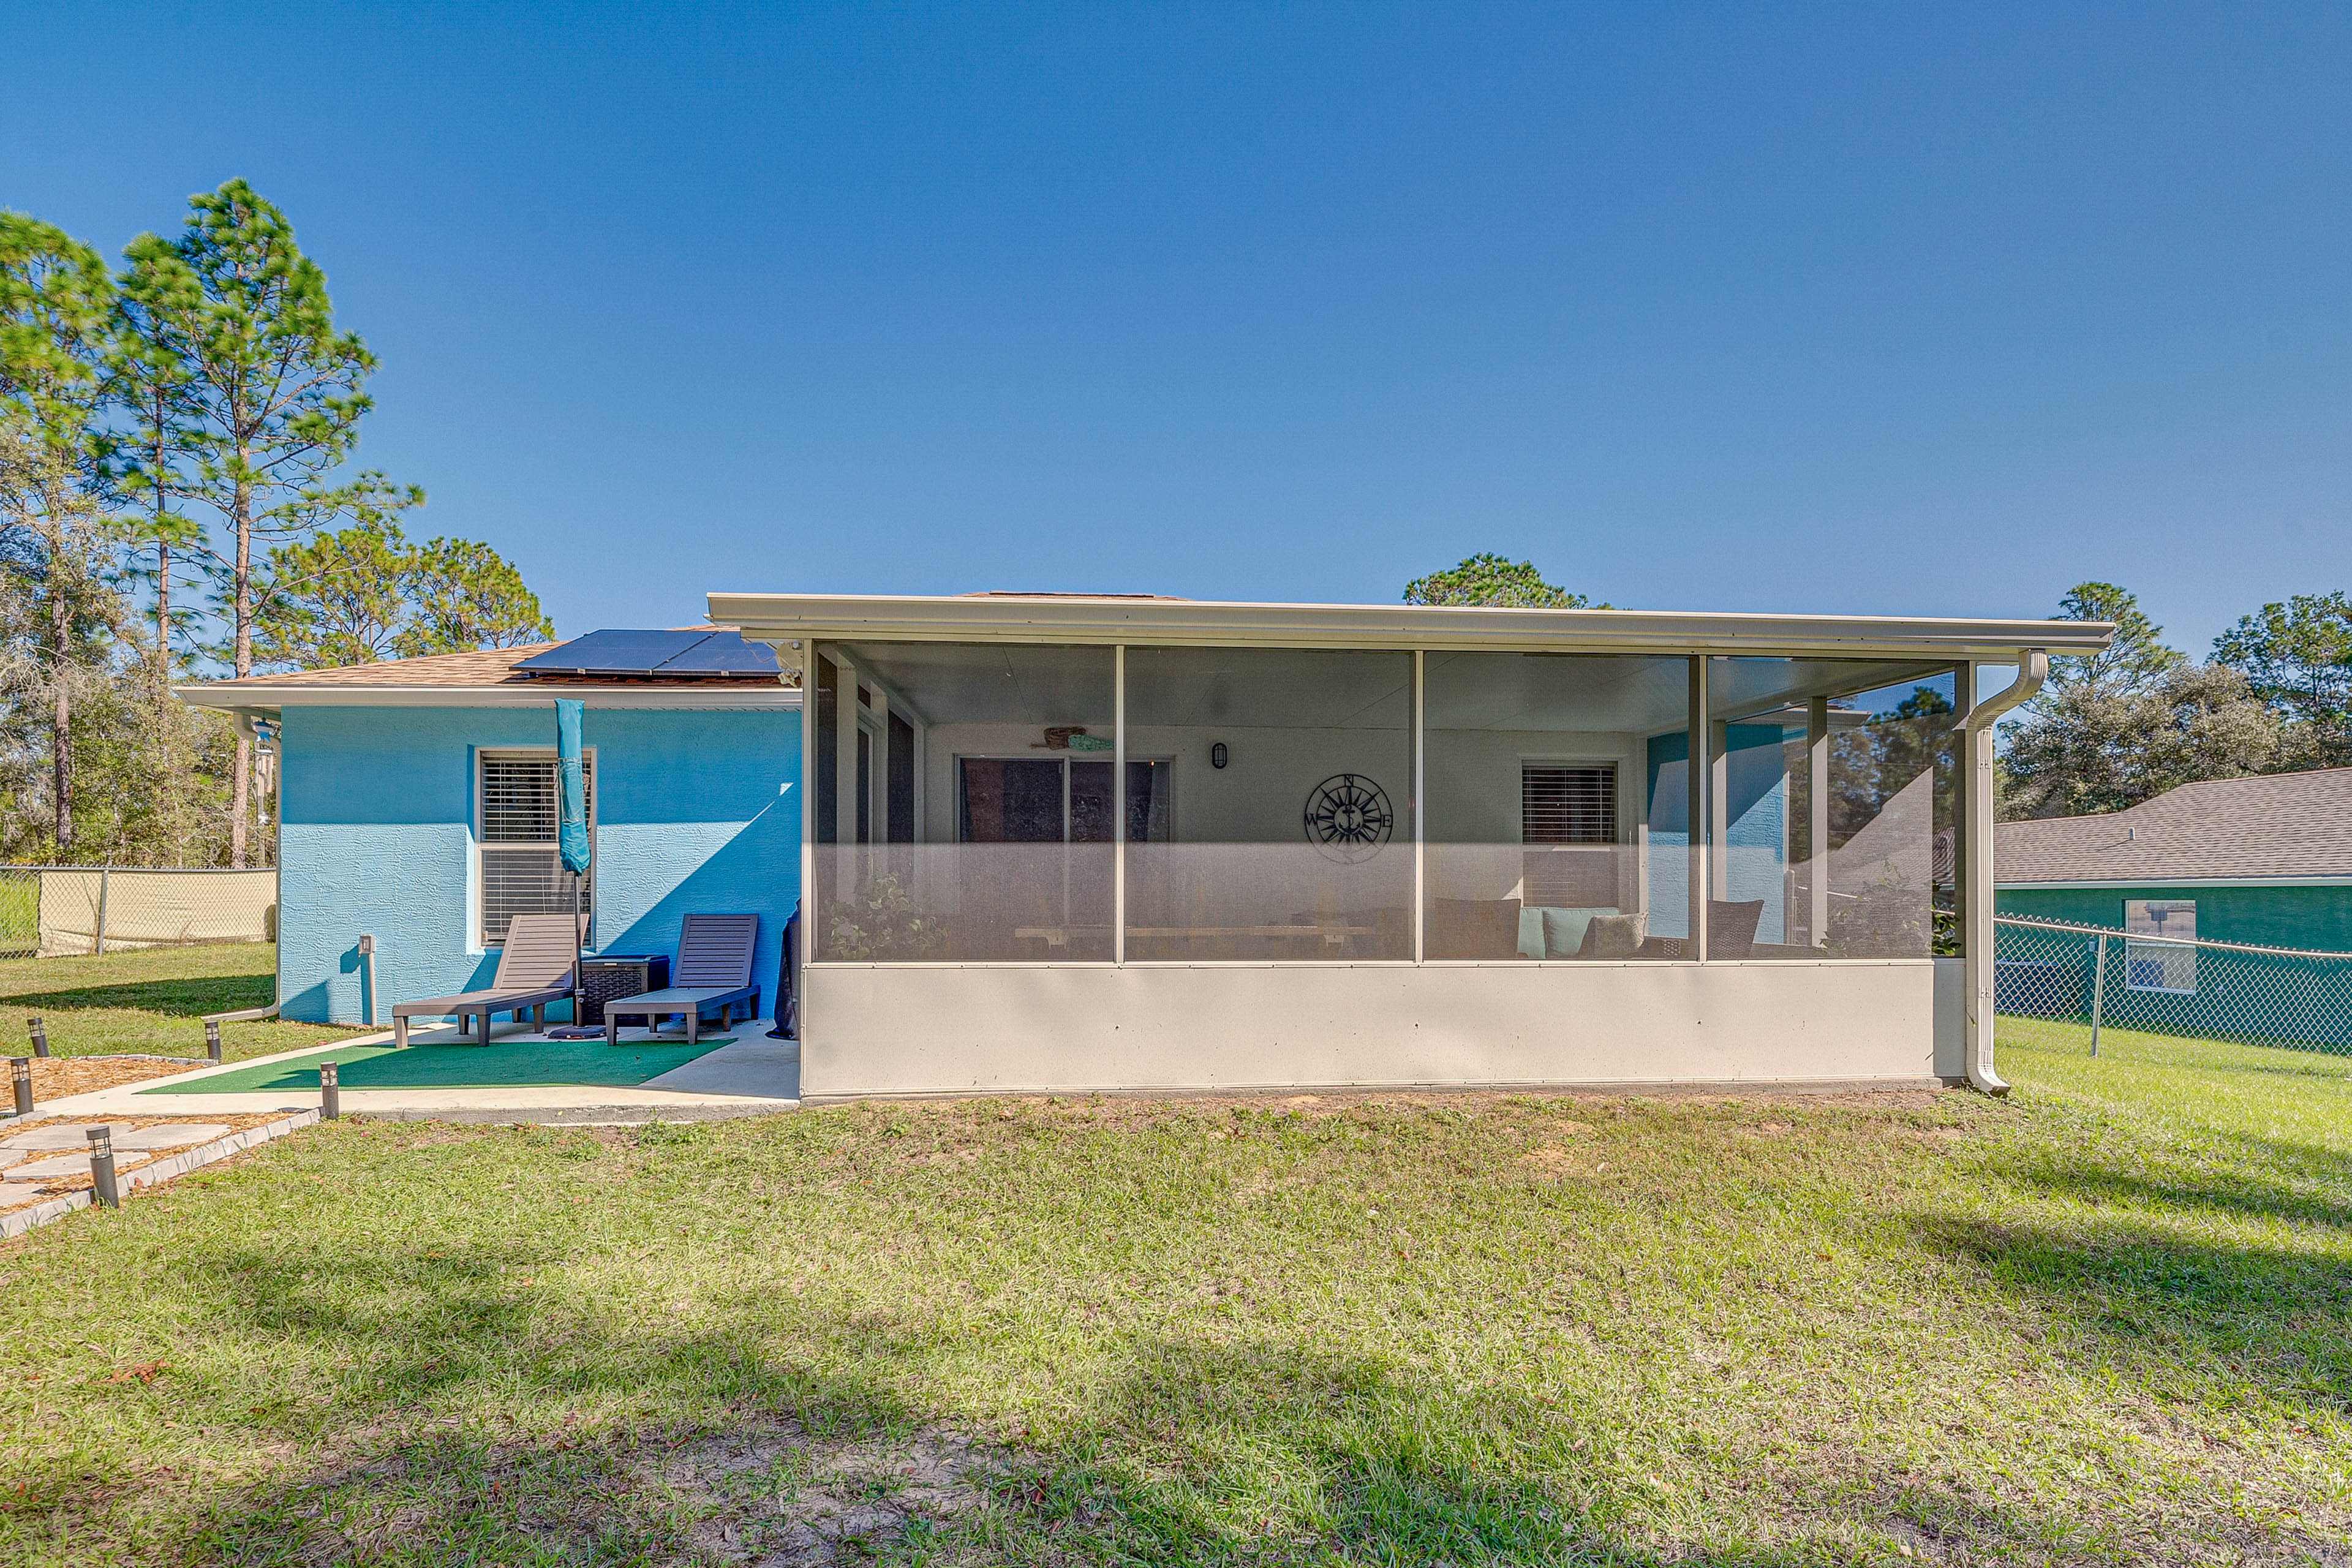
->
801 957 1968 1098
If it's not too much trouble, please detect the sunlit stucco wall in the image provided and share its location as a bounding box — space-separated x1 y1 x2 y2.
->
276 704 800 1024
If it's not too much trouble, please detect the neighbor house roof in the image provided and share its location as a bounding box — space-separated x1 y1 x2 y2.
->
177 630 799 714
1997 769 2352 886
707 590 2116 660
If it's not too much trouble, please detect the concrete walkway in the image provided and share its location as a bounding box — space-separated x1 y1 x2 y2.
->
21 1019 802 1126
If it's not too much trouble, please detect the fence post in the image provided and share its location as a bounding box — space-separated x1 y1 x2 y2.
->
2088 932 2108 1058
93 864 111 956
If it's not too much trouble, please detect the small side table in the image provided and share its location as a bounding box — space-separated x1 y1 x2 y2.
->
576 955 671 1025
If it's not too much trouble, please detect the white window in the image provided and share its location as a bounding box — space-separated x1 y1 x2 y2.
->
1521 762 1619 907
477 750 594 947
2124 899 2196 994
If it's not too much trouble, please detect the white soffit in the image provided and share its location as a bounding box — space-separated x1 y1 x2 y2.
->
707 592 2115 661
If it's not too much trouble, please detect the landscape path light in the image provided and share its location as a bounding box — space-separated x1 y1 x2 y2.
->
86 1126 119 1209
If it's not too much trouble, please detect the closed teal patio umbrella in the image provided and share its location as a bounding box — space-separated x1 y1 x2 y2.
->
556 698 590 1024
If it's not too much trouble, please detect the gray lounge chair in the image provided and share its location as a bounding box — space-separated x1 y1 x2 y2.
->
604 913 760 1045
391 913 580 1047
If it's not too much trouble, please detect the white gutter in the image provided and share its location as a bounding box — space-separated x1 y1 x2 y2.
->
1962 652 2049 1095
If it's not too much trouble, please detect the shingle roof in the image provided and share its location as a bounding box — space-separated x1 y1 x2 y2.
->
192 631 766 690
1997 769 2352 884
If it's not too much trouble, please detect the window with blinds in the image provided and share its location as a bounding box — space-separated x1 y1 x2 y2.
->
478 752 594 946
1521 763 1618 907
1521 764 1615 844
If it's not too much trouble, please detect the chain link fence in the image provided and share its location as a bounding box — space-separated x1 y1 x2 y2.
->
1995 913 2352 1057
0 867 278 959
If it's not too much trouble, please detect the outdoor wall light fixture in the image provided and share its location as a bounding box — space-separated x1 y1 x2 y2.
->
1211 742 1229 769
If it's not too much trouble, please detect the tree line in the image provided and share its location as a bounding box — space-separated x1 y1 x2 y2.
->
1406 556 2351 824
1999 582 2352 819
1 181 551 869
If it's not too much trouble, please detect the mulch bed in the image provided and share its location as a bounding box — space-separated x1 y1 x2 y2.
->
24 1055 203 1099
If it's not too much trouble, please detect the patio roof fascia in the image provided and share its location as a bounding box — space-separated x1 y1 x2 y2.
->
708 592 2114 663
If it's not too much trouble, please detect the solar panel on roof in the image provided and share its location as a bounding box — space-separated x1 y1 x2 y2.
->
654 631 779 676
514 630 714 677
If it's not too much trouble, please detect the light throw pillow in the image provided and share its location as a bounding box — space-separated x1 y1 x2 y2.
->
1517 907 1549 960
1542 907 1621 959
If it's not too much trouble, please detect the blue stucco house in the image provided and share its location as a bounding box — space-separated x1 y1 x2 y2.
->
181 591 2109 1098
185 632 801 1025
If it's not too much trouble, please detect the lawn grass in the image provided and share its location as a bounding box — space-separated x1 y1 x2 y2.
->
1 1034 2346 1564
0 943 355 1063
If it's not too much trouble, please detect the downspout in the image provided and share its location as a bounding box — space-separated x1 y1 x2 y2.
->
1961 652 2047 1095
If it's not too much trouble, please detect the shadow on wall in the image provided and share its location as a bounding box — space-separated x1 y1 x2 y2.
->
596 798 797 998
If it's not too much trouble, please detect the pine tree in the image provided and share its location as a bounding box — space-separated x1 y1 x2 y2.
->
0 213 123 859
115 180 419 866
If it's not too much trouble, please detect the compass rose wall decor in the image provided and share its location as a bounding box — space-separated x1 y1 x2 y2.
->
1302 774 1394 863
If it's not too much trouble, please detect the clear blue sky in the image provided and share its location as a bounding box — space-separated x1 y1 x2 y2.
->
5 3 2347 654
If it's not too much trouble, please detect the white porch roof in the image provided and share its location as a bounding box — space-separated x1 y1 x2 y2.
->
707 590 2113 662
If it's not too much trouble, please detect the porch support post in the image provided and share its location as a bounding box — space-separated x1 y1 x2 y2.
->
1114 644 1126 966
835 649 859 895
1709 715 1730 902
1412 649 1425 964
1687 655 1709 962
798 637 818 1044
1962 652 2048 1095
1806 695 1830 949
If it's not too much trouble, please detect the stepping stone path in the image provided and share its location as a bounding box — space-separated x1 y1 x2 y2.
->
0 1123 232 1185
0 1182 47 1206
1 1122 134 1152
112 1124 230 1151
3 1151 120 1181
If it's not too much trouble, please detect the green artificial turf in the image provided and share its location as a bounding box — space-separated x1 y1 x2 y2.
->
2 1025 2347 1565
143 1036 736 1093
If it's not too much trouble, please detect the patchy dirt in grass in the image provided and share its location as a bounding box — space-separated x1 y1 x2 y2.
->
277 1419 1031 1567
937 1084 1956 1127
21 1054 200 1099
652 1420 1016 1564
1520 1144 1602 1177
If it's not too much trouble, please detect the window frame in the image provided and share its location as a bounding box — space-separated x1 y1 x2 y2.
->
2123 897 2198 995
474 745 597 950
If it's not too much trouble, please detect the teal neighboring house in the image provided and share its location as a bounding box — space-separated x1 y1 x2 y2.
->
182 631 801 1026
1996 769 2352 950
1996 769 2352 1047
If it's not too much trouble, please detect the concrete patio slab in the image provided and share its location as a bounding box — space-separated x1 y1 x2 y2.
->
15 1022 801 1126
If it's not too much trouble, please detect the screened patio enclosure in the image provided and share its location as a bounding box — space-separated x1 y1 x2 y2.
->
713 593 2109 1100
